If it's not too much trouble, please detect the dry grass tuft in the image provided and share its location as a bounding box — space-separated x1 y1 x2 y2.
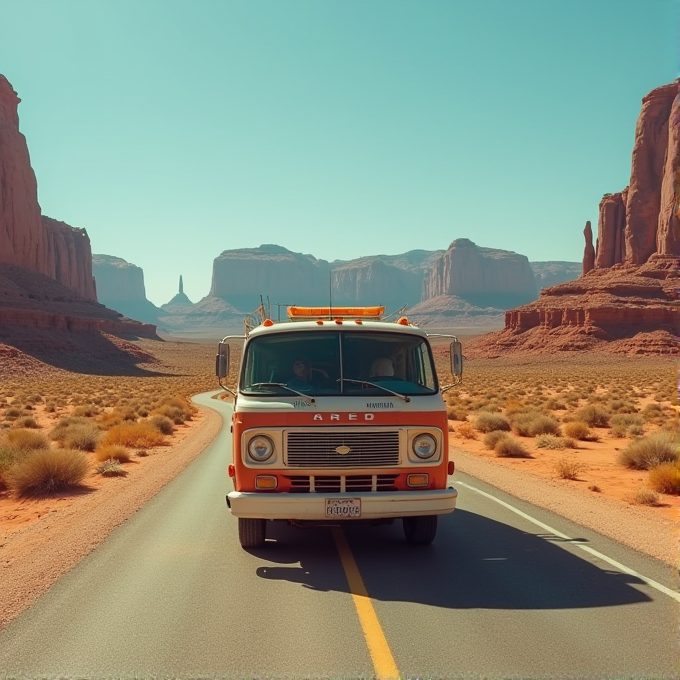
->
7 448 90 497
576 405 610 428
474 412 511 434
535 435 577 450
455 421 477 440
494 436 530 458
483 430 509 450
97 459 127 476
3 429 50 452
554 457 586 480
94 444 132 463
647 463 680 495
101 422 166 449
617 433 679 470
149 415 175 435
626 488 661 506
510 412 560 437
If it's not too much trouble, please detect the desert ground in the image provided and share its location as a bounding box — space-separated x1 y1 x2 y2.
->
0 330 678 628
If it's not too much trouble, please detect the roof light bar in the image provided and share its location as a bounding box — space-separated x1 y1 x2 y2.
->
287 306 385 321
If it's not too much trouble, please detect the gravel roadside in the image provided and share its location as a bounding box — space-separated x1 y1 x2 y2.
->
452 445 679 567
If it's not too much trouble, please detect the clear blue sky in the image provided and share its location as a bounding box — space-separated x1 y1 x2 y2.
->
0 0 678 306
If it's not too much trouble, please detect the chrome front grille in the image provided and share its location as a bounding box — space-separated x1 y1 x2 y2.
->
285 431 399 468
285 474 398 493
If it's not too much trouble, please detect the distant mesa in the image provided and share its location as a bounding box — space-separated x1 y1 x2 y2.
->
92 254 165 326
470 80 680 356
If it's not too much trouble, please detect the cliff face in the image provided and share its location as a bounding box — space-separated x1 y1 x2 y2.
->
331 259 422 308
584 81 680 271
423 239 536 308
0 75 97 301
0 76 46 274
43 217 96 300
210 244 332 310
92 254 164 325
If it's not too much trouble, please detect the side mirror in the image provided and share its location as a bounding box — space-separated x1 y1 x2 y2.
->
450 341 463 377
216 342 230 378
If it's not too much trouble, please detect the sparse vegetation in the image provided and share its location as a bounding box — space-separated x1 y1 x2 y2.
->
494 436 530 458
554 457 586 480
7 448 90 497
101 422 166 449
474 412 511 433
618 433 679 470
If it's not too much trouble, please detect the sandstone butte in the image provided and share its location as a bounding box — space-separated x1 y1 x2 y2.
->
0 74 156 343
469 80 680 357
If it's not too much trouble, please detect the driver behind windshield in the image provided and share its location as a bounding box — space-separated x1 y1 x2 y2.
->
287 357 314 391
369 357 395 378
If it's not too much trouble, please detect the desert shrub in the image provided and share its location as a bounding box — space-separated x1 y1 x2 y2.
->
510 412 560 437
149 415 175 435
627 488 660 506
628 424 645 436
101 422 165 449
94 444 132 463
535 435 577 450
446 406 469 421
483 430 509 450
0 444 19 488
554 457 586 480
474 412 511 434
576 405 610 428
7 448 90 496
3 407 22 420
58 423 102 452
648 463 680 495
97 459 126 476
50 416 94 440
494 436 530 458
617 433 679 470
72 404 100 417
545 398 567 410
610 424 629 438
153 405 186 425
44 403 56 413
4 429 50 452
610 413 644 428
455 422 477 440
97 412 124 429
563 421 592 441
641 403 667 423
14 416 39 429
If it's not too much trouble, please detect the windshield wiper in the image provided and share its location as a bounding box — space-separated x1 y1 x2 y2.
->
249 382 316 405
339 378 410 403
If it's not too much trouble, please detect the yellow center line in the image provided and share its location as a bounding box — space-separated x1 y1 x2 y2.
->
332 527 400 680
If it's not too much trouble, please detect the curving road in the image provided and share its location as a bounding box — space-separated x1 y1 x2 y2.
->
0 393 678 679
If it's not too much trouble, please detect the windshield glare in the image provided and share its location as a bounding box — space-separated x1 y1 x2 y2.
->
241 331 437 397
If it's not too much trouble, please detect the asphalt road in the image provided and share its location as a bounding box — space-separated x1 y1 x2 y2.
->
0 393 678 679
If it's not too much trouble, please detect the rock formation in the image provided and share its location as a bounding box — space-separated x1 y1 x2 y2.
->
0 75 99 302
210 244 333 311
92 254 165 325
475 80 680 356
162 275 193 311
43 217 97 300
625 82 678 263
423 239 536 309
331 258 422 308
0 76 46 274
582 222 595 274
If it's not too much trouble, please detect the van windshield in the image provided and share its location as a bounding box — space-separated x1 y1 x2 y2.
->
241 331 438 397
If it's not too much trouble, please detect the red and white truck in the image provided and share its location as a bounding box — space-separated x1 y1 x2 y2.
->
216 306 463 548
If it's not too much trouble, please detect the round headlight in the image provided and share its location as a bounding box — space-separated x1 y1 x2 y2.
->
412 433 437 459
247 435 274 462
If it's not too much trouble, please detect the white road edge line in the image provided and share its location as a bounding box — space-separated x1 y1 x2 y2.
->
456 480 680 603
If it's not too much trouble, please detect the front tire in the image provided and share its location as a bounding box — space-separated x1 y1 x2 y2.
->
403 515 437 545
238 518 266 548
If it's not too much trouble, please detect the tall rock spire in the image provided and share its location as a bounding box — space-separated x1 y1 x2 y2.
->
179 275 184 295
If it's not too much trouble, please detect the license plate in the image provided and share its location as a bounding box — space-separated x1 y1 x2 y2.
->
325 498 361 518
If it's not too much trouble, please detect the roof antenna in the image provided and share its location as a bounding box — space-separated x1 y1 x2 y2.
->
329 273 333 319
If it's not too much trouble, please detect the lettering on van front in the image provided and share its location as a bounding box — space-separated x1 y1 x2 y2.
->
312 413 375 421
366 402 394 409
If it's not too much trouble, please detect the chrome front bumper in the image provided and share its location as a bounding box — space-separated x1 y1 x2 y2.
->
226 487 458 520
